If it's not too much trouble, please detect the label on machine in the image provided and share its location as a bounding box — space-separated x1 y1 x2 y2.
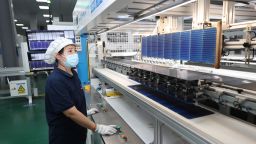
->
9 80 28 96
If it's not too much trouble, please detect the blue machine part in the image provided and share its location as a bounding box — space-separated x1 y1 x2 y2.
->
202 28 216 64
158 34 164 58
171 32 181 60
151 35 158 57
164 33 172 59
141 37 147 57
180 31 191 60
190 29 204 63
147 36 152 57
77 34 90 86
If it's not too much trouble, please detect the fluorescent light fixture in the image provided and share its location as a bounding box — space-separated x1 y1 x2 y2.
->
117 14 129 19
108 0 196 33
14 19 17 22
39 6 49 9
36 0 51 3
22 27 28 30
235 3 247 7
43 14 51 17
36 0 48 2
46 20 50 23
16 23 24 26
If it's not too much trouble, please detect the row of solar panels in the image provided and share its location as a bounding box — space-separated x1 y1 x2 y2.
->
141 28 217 64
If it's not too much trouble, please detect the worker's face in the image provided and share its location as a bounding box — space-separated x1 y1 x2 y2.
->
56 45 78 66
62 45 77 57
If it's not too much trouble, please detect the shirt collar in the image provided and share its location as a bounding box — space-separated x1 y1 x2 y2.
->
56 68 73 78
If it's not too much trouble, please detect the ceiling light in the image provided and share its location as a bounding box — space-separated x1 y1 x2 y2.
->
235 3 247 7
39 6 49 9
117 15 130 19
46 20 50 23
14 19 17 22
36 0 48 2
36 0 51 3
43 14 51 17
16 24 24 26
22 27 28 30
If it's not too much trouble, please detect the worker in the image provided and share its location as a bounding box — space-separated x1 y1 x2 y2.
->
44 37 117 144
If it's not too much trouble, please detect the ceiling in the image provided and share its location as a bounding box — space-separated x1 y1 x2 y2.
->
76 0 256 34
12 0 77 35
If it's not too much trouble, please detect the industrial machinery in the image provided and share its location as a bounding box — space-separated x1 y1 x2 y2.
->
73 0 256 143
95 21 256 143
102 22 256 123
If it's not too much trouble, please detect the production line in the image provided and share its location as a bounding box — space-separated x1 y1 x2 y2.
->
88 20 256 143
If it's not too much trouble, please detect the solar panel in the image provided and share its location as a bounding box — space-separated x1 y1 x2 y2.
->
158 35 164 58
164 33 172 59
190 29 204 63
202 28 216 64
172 32 181 60
180 31 191 60
147 36 152 57
151 35 158 57
141 37 147 57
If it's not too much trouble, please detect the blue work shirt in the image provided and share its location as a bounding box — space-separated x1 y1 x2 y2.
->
45 68 87 144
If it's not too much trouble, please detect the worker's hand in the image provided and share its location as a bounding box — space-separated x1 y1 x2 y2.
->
87 108 99 116
95 124 117 135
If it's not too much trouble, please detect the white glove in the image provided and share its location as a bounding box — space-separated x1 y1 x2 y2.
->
87 108 99 116
95 124 117 135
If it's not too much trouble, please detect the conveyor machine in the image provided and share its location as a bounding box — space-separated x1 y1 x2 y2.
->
93 22 256 143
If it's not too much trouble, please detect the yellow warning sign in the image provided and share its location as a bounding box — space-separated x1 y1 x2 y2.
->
18 85 25 94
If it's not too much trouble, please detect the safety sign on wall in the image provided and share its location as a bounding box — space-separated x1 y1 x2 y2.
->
9 80 28 96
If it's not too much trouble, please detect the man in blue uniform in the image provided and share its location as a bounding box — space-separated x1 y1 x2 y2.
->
44 37 117 144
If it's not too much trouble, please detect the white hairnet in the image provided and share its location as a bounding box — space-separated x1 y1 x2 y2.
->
44 37 76 64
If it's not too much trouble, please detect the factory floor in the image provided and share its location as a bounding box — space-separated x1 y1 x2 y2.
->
0 97 48 144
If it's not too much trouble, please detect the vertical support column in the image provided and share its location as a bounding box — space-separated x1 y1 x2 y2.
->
77 34 90 87
30 14 38 30
222 1 235 29
169 16 183 32
0 0 18 67
77 34 91 105
154 119 163 144
192 0 210 29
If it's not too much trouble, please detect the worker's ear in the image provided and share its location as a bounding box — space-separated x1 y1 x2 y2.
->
55 53 65 62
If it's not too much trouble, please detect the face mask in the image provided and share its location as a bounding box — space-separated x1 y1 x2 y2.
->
64 53 79 68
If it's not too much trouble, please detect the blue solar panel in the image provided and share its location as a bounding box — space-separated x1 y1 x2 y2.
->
151 35 158 57
141 37 147 57
180 31 191 60
147 36 152 57
190 29 203 62
172 32 181 60
158 35 164 58
202 28 216 64
164 33 172 59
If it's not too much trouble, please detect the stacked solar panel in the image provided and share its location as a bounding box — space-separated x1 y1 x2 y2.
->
158 35 164 58
151 35 158 57
172 32 181 60
140 28 217 65
147 36 152 57
180 31 191 60
141 37 147 57
190 29 204 63
202 28 216 64
164 33 172 59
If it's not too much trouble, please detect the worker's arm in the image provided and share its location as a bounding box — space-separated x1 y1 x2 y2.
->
63 106 96 131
